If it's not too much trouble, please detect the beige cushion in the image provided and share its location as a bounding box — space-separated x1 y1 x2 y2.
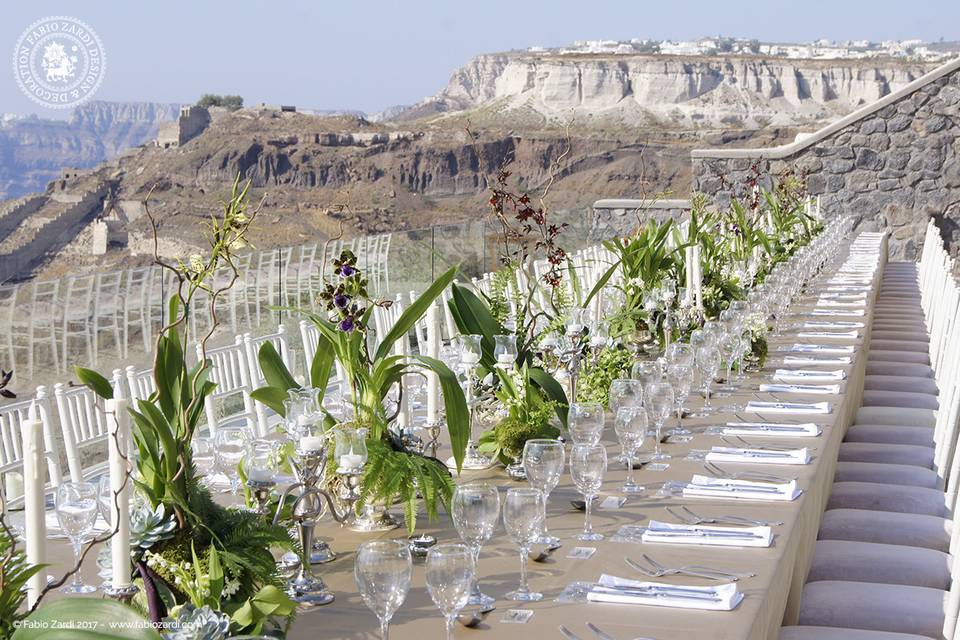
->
807 540 951 589
870 331 929 343
866 350 931 365
838 442 934 468
798 581 947 638
827 482 947 517
868 340 930 354
833 461 938 488
865 362 934 378
861 390 939 410
855 407 937 427
844 425 935 447
819 509 951 552
780 626 934 640
864 376 938 395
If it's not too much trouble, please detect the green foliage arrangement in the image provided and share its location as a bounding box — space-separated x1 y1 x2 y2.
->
576 346 634 407
479 364 560 465
0 527 45 639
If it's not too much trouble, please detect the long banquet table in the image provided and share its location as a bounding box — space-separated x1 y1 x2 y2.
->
39 233 887 640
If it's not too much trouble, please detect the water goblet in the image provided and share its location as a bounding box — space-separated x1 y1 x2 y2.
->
645 381 674 469
355 540 412 640
568 401 604 445
522 439 564 546
56 481 99 594
608 378 644 462
502 488 545 601
692 344 721 417
96 474 112 524
630 360 661 387
451 483 500 609
666 363 693 436
214 426 251 494
425 544 475 640
570 443 607 540
614 407 647 494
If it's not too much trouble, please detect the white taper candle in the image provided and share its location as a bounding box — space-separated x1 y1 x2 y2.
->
22 403 46 607
426 302 441 423
106 398 132 588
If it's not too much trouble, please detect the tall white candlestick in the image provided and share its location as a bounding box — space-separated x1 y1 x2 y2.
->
425 303 441 423
692 245 704 310
393 337 410 430
107 398 132 588
684 246 695 303
22 403 46 607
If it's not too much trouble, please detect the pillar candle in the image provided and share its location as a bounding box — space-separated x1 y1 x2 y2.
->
692 245 704 310
106 398 132 588
393 337 410 430
425 302 441 424
684 246 695 303
22 403 46 607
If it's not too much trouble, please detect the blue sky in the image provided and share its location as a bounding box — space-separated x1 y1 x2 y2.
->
2 0 957 117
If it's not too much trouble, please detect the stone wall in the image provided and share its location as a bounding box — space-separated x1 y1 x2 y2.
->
590 199 690 239
691 57 960 260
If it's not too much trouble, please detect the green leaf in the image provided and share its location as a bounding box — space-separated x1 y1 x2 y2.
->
375 266 458 361
13 599 160 639
258 342 298 391
74 367 113 400
250 387 291 417
409 355 469 471
309 331 335 399
207 545 224 606
528 367 569 427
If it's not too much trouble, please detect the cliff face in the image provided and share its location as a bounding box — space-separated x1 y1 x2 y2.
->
400 53 933 128
0 101 181 200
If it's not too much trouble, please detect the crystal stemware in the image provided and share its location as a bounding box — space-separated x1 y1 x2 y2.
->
645 381 674 469
568 401 604 445
425 544 475 640
522 438 565 546
56 481 99 593
355 540 412 640
502 488 545 601
666 363 693 436
451 483 500 609
692 344 721 417
614 407 647 494
214 426 250 494
570 443 607 540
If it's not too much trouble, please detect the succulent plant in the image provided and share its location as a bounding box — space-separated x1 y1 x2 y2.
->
130 503 177 551
164 605 230 640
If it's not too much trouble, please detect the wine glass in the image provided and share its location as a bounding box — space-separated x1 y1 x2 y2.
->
693 344 721 417
451 483 500 609
570 443 607 541
214 426 250 494
355 540 412 640
568 401 604 445
645 382 674 469
502 488 545 601
425 544 475 640
630 360 661 387
608 379 644 414
493 334 518 369
56 481 99 593
96 474 112 524
192 436 215 486
665 343 694 371
614 407 647 494
522 439 565 545
666 363 693 436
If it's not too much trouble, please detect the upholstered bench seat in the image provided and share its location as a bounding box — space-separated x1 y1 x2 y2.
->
855 407 936 427
863 375 938 395
797 581 947 639
806 540 951 589
844 424 935 447
864 362 934 378
827 482 947 517
861 390 939 410
832 461 938 488
819 509 951 552
866 350 931 365
837 442 934 468
780 627 933 640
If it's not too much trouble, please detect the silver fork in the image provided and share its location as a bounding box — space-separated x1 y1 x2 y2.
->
721 435 811 452
667 505 784 527
626 555 745 581
703 461 795 484
642 553 756 580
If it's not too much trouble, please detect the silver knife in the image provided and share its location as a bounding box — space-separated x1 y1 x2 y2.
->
591 585 722 602
687 483 784 494
647 528 762 539
726 424 810 432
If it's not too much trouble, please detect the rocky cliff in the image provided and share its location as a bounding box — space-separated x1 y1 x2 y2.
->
0 101 182 200
398 53 934 130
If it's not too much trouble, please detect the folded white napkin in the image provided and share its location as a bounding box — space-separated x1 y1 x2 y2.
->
588 574 743 611
641 519 774 548
774 368 846 382
707 446 811 465
746 400 831 414
783 355 852 366
759 383 840 395
797 330 859 339
803 321 865 329
723 421 821 437
811 309 866 317
790 343 855 355
683 474 801 502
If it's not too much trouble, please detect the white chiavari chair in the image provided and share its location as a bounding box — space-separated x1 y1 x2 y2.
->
61 274 95 368
0 387 62 506
53 381 109 483
124 365 155 404
243 325 291 436
198 336 257 438
92 271 124 364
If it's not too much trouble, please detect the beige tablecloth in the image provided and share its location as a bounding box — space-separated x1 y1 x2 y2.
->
36 238 886 640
